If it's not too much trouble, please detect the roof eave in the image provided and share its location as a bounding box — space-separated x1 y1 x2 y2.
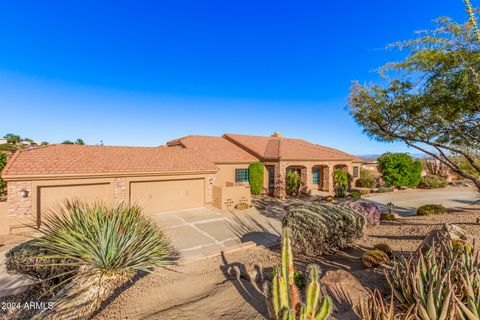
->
2 169 219 181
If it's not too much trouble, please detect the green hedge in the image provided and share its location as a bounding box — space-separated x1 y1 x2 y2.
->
248 162 264 195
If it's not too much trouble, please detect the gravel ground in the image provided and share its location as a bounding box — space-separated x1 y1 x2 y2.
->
2 203 480 320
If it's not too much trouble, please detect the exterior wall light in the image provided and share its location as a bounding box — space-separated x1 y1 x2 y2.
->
19 189 29 198
209 178 214 184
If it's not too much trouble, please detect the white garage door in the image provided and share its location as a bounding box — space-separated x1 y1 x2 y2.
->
130 179 205 214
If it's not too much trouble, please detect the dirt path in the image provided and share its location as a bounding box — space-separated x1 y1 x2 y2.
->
92 247 279 320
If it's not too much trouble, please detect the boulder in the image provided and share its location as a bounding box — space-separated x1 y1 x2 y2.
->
322 269 368 311
418 223 474 253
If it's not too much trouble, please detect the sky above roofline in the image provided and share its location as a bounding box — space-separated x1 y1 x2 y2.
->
0 0 468 155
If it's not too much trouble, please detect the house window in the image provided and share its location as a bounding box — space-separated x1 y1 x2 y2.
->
235 168 249 183
353 166 359 178
312 168 320 184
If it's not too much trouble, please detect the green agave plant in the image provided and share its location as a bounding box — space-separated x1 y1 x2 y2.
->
385 238 480 320
356 289 414 320
33 200 175 320
266 228 332 320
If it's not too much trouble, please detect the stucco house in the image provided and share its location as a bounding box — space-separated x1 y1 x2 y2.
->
1 132 361 234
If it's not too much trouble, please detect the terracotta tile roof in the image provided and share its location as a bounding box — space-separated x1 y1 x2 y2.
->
166 135 258 162
223 133 355 160
2 144 217 178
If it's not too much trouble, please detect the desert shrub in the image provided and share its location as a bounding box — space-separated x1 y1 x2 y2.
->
33 201 175 319
416 204 447 216
418 174 447 189
286 171 301 196
266 229 332 320
5 240 77 292
373 243 394 257
355 169 377 188
333 168 351 198
377 187 394 193
421 158 451 179
362 249 389 268
283 203 366 256
248 161 264 195
0 143 20 153
344 200 380 226
0 152 7 196
377 153 422 187
380 213 396 221
351 188 371 195
350 191 362 198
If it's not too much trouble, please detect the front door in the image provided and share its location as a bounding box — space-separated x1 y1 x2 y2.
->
267 167 275 196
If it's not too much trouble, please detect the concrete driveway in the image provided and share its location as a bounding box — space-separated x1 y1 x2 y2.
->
151 207 282 261
365 190 479 216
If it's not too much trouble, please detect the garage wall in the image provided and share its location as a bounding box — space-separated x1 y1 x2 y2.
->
5 172 216 234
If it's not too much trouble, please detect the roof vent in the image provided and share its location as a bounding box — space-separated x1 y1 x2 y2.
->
271 131 282 138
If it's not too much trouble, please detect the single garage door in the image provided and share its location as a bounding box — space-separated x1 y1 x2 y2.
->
130 179 205 214
38 183 112 216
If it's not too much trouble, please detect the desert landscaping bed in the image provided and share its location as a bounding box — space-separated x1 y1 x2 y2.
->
69 206 480 319
1 203 480 320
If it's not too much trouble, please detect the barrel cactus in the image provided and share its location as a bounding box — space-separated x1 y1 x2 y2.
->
373 243 394 258
362 250 389 268
266 229 332 320
283 203 366 256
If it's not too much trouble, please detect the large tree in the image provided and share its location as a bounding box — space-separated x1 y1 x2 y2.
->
3 133 21 144
348 2 480 192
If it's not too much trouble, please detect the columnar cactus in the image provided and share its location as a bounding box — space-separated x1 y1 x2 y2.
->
266 229 332 320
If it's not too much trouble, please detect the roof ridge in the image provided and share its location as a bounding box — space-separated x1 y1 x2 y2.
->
276 137 282 158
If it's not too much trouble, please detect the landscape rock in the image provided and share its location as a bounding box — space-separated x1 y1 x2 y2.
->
322 269 368 312
418 223 474 253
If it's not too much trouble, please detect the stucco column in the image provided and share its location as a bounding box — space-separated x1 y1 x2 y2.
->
327 165 334 193
303 164 312 194
274 162 286 199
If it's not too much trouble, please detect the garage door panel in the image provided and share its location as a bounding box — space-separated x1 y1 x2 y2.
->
39 183 112 214
130 179 205 214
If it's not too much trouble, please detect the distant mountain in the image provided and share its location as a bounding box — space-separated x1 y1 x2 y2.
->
355 153 428 162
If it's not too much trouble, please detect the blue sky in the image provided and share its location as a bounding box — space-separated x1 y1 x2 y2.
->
0 1 468 154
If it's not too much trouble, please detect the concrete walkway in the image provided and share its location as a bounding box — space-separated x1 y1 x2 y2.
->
365 189 479 216
151 206 282 261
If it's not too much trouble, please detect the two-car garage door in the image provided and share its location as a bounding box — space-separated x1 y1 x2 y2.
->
130 179 205 215
38 178 205 217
